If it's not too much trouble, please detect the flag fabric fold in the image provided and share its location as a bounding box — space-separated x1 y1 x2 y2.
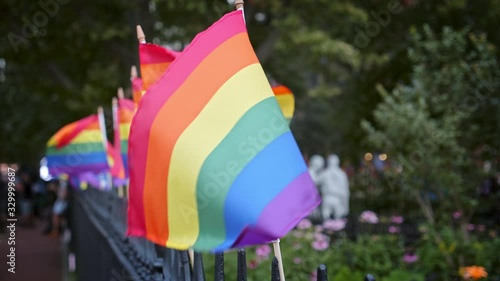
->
127 10 320 252
139 43 179 92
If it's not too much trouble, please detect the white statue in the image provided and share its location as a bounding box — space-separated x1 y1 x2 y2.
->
319 154 350 219
308 155 325 221
308 155 325 184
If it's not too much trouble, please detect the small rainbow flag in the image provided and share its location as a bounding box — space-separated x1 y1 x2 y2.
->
107 141 125 186
272 84 295 124
46 114 109 178
113 98 135 179
131 76 144 106
139 43 178 92
127 10 320 252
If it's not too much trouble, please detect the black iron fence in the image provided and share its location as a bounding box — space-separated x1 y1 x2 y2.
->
68 188 376 281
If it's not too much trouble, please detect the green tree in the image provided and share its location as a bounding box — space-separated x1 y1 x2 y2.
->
362 25 499 269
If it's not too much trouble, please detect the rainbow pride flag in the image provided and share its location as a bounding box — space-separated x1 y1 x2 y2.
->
131 76 144 106
107 141 125 186
127 10 320 252
113 98 135 179
139 43 178 92
68 141 122 189
46 114 109 177
272 84 295 124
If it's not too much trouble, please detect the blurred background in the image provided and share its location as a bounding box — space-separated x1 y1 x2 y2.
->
0 0 499 280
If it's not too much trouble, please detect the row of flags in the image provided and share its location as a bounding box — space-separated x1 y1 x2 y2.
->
45 8 319 252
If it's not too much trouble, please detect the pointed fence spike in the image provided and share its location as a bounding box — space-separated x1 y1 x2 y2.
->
214 253 225 281
180 250 192 281
237 249 247 281
316 264 327 281
364 274 376 281
153 258 164 281
192 252 206 281
271 256 280 281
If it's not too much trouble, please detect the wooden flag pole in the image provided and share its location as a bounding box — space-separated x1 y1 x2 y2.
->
131 65 138 79
231 1 287 280
272 239 286 281
234 0 246 23
117 87 125 99
136 25 146 44
235 0 244 10
97 106 112 190
112 95 124 198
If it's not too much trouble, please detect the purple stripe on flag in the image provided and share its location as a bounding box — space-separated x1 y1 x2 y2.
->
231 172 321 248
49 163 109 177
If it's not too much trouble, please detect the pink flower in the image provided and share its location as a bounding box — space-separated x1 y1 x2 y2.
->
468 224 475 231
255 245 271 258
292 242 302 250
315 225 324 233
293 257 302 264
312 237 329 251
478 225 486 232
323 219 346 231
297 219 312 229
453 211 462 219
314 232 329 241
248 260 258 269
310 271 318 281
388 226 400 234
403 253 418 264
390 216 404 224
360 210 379 224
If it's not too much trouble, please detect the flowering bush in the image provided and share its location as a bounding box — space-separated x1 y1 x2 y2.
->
202 216 499 281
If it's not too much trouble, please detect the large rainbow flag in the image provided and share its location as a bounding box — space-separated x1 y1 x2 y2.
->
139 43 178 92
272 84 295 124
46 114 109 177
127 10 320 252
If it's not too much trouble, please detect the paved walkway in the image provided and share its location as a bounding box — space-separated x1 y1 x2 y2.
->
0 220 61 281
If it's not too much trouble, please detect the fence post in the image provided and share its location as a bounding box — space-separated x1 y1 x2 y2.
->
153 258 164 281
316 264 327 281
214 253 225 281
364 274 376 281
237 249 247 281
192 252 206 281
271 256 280 281
180 250 191 281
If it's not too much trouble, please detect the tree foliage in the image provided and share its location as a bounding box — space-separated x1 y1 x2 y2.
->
362 25 499 227
1 0 499 167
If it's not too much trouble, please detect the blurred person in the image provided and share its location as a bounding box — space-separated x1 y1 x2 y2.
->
32 178 46 218
49 177 68 238
42 179 58 235
18 171 35 227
